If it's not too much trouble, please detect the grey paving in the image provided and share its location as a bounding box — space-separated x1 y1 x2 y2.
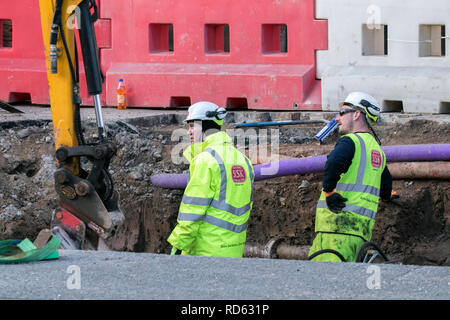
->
2 105 450 125
0 249 449 300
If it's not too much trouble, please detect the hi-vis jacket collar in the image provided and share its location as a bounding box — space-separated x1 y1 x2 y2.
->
183 131 232 163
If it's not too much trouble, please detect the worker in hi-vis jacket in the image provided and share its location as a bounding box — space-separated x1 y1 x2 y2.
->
168 101 254 257
309 92 393 262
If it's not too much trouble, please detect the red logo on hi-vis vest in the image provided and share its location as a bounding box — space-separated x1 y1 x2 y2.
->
231 166 246 183
371 150 382 168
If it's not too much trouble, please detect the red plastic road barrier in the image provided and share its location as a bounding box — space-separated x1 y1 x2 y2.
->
101 0 327 110
1 0 327 110
0 0 48 105
0 0 110 106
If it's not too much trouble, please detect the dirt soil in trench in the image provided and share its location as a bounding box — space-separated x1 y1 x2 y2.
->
0 114 449 266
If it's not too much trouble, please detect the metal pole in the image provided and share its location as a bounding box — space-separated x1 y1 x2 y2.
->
93 94 106 141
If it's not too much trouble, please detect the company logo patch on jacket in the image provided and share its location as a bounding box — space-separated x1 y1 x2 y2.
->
231 165 246 183
371 150 382 168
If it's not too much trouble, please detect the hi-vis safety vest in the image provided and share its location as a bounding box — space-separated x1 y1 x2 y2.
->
167 131 254 257
315 133 386 241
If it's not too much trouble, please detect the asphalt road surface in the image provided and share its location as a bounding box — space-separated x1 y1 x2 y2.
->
0 249 449 300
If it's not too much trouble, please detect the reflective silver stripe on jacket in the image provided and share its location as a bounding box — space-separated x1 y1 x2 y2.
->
179 147 254 233
177 212 248 233
317 200 377 220
319 133 381 219
182 196 212 207
335 183 379 197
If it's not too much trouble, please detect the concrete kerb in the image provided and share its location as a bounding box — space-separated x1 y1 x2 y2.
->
0 249 449 300
94 111 450 128
1 105 450 129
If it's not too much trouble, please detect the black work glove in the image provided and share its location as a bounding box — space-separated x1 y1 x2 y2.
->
325 192 348 213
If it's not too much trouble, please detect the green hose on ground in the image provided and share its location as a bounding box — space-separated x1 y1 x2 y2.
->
0 233 60 264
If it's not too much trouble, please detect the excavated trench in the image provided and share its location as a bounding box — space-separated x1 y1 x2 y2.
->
0 112 449 266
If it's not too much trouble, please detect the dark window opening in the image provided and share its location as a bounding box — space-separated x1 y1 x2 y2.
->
382 100 403 113
362 24 388 56
205 24 230 54
8 92 31 104
1 20 12 48
439 102 450 114
149 23 174 53
170 96 191 108
262 24 288 54
226 97 248 109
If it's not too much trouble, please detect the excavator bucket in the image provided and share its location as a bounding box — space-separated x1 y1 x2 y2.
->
39 0 124 249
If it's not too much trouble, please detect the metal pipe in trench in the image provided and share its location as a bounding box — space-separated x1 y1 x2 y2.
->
244 239 311 260
275 244 312 260
387 161 450 180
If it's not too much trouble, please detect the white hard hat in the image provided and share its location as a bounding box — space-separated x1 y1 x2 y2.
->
184 101 226 126
341 92 380 125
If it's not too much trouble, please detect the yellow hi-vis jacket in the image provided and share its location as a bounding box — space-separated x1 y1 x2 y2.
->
167 131 254 257
315 132 386 241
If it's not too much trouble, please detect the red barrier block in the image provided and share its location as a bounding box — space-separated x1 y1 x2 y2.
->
101 0 328 110
0 0 48 105
106 63 318 109
0 0 111 107
1 0 327 110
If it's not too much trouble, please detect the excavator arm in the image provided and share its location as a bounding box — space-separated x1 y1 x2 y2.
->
39 0 124 249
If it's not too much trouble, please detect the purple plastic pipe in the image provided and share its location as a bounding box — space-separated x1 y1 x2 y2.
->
381 144 450 162
151 173 190 189
150 144 450 189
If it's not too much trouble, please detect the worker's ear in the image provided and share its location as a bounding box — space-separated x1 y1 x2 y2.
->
353 109 362 121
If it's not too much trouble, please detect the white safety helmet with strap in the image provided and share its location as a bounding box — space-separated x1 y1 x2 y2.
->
184 101 227 126
341 92 380 126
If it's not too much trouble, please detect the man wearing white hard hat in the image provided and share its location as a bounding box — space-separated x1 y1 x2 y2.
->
308 92 393 262
167 101 254 257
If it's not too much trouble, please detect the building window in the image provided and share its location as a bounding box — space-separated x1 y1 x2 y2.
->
419 25 445 57
362 24 388 56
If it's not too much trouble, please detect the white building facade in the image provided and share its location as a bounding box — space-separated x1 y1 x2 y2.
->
316 0 450 114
